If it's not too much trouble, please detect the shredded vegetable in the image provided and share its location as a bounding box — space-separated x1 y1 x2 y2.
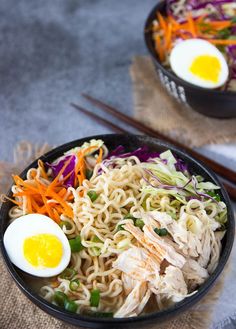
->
150 1 236 90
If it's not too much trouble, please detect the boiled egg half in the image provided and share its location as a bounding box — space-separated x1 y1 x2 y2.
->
3 214 71 277
170 39 229 89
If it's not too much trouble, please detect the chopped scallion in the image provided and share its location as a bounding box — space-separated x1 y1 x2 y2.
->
154 228 168 236
59 268 76 280
87 190 98 202
64 300 78 313
124 213 135 220
69 279 80 291
207 191 221 202
134 218 144 229
86 169 93 180
117 224 125 231
59 221 72 230
53 291 68 307
90 289 100 307
69 236 84 252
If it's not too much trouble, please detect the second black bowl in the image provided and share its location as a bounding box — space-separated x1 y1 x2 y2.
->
144 1 236 118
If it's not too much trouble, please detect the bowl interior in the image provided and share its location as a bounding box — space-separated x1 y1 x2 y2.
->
0 134 235 328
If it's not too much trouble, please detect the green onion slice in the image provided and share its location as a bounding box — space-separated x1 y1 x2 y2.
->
86 169 93 180
154 228 168 236
90 289 100 307
207 191 221 202
134 218 144 229
69 236 84 252
69 279 80 291
59 268 76 280
87 190 99 202
64 300 78 313
117 224 125 231
59 221 72 230
53 291 68 307
124 213 135 220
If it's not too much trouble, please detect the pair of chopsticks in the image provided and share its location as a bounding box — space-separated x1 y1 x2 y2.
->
71 94 236 201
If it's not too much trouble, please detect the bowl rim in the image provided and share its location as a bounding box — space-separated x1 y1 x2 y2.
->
144 0 236 97
0 133 235 326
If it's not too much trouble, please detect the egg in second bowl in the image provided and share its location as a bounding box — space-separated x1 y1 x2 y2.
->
170 39 229 89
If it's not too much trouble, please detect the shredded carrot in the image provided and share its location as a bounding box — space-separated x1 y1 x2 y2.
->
209 21 232 29
13 175 39 193
47 157 73 193
35 180 56 221
26 195 33 213
82 145 97 156
208 39 236 45
30 198 41 213
157 12 167 33
154 34 165 62
96 147 103 164
165 23 172 51
50 206 61 224
152 11 236 64
187 13 197 37
8 144 101 223
38 160 48 180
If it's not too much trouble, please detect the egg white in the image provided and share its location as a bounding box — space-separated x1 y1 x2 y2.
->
170 39 229 89
3 214 71 277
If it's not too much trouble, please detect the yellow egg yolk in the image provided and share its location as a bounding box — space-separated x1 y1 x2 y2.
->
189 55 221 83
23 234 63 268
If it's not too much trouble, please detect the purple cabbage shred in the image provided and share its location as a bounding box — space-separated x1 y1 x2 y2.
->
107 145 161 162
46 155 76 188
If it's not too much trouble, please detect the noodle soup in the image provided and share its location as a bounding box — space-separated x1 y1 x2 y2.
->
3 138 227 318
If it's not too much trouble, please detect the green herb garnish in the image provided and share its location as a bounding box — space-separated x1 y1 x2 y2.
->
53 290 78 313
64 300 78 313
86 169 93 180
69 236 84 252
154 228 168 236
69 279 80 291
90 289 100 307
117 224 125 231
87 190 99 202
59 268 76 280
134 218 144 229
124 213 136 220
53 291 68 307
207 191 221 202
59 221 72 230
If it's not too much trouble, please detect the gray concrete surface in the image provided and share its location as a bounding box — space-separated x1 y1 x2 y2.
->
0 0 157 160
0 1 235 328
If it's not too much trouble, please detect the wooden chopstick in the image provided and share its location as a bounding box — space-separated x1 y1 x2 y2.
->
71 102 236 201
70 103 127 134
81 93 236 185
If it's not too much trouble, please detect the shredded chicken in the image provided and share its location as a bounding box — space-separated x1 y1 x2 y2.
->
112 209 225 317
115 281 151 318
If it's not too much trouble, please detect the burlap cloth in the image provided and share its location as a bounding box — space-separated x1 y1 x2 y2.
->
130 56 236 148
0 141 233 329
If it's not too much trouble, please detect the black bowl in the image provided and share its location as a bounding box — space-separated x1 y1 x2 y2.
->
0 134 235 329
144 1 236 118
